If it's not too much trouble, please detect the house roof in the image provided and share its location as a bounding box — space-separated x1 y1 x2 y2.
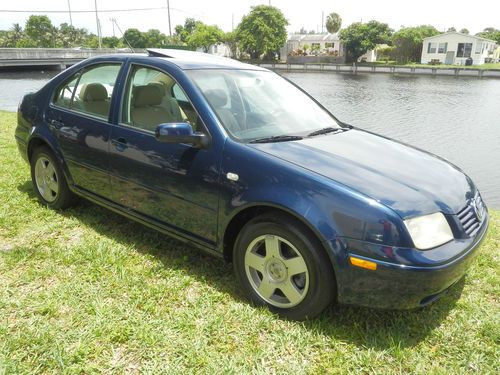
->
422 31 496 44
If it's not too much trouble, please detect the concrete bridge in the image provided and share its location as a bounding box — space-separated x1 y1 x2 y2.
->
0 48 137 70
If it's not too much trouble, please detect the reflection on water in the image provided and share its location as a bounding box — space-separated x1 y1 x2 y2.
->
282 72 500 209
1 69 499 208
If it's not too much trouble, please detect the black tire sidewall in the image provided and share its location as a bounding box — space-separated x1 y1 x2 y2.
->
30 147 73 210
234 215 335 320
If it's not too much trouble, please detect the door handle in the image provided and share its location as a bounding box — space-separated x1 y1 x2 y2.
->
112 137 128 152
48 118 64 130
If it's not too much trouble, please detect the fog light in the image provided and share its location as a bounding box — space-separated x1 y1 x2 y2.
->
349 256 377 271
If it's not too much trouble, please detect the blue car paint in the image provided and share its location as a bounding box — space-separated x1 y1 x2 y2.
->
15 53 489 309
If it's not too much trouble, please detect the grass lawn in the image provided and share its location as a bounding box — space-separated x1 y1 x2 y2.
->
1 110 499 374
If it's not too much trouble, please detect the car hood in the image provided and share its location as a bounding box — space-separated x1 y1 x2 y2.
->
249 129 474 218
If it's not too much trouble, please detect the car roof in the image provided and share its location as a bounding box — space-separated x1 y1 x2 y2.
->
92 49 267 71
147 49 267 71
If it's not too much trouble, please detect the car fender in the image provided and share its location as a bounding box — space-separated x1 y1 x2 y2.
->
27 122 74 186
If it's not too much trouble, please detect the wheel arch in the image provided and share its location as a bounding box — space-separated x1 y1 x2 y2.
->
222 204 337 273
27 134 73 186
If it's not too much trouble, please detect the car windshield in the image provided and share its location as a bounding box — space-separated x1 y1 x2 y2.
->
187 69 342 142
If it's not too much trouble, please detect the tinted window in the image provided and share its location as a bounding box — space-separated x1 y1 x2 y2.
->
121 65 201 132
53 64 121 120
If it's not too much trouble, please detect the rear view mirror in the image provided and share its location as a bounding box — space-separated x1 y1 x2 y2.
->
155 123 210 148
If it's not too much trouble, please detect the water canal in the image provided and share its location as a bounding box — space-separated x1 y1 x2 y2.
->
1 70 499 208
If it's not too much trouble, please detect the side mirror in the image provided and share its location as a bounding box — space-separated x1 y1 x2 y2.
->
155 122 210 148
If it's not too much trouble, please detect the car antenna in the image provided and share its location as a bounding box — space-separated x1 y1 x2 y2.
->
111 18 135 53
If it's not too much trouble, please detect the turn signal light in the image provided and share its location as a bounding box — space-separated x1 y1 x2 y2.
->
349 256 377 271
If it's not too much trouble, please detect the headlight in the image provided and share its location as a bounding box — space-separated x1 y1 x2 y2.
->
404 212 453 250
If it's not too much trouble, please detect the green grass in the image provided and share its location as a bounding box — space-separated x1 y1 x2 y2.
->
1 110 499 374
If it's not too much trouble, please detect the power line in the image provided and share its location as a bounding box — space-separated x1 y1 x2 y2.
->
0 7 167 13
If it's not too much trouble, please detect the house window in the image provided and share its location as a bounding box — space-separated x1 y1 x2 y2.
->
325 42 334 48
427 42 437 53
475 42 482 54
457 43 472 57
438 43 447 53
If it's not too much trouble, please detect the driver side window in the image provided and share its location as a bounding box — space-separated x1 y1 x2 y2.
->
121 65 201 133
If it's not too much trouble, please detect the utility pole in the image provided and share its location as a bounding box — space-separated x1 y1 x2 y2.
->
231 13 234 31
167 0 172 36
94 0 102 49
110 18 115 37
321 11 324 33
67 0 73 26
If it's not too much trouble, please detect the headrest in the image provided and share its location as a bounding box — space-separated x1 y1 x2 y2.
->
147 82 167 97
80 83 108 102
204 89 228 108
134 85 162 107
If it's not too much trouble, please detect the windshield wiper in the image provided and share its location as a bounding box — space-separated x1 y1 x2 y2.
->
249 135 303 144
307 127 344 137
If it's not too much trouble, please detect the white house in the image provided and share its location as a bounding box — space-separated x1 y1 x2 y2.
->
280 33 343 57
358 44 390 63
421 32 497 65
196 43 232 58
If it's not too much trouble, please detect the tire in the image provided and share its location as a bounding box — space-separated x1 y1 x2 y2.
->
30 146 77 210
233 213 336 320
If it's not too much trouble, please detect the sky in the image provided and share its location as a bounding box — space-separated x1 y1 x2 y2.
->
1 0 499 37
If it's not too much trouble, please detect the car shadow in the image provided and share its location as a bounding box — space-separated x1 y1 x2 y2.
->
17 180 466 350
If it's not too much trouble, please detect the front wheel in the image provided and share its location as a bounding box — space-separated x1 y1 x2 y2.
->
233 213 336 320
30 146 77 210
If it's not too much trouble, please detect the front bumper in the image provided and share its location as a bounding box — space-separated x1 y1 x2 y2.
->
332 212 489 309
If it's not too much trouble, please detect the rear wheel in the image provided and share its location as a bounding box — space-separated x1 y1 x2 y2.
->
30 146 76 209
233 213 336 320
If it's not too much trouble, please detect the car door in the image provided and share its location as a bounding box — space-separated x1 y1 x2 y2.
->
47 62 123 199
108 62 221 246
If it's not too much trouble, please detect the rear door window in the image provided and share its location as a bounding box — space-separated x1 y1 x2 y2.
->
53 63 122 120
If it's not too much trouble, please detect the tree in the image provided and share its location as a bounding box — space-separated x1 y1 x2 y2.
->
187 23 224 52
8 23 23 46
123 28 146 48
391 25 440 63
102 36 122 48
236 5 288 59
25 15 56 47
224 31 239 58
57 23 89 47
459 28 469 35
175 18 201 43
145 29 167 47
326 12 342 34
339 20 393 63
447 27 457 32
476 27 500 43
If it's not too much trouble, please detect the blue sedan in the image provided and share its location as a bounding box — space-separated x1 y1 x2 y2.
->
15 49 489 320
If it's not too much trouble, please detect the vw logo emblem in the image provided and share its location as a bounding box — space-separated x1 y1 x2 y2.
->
471 199 483 222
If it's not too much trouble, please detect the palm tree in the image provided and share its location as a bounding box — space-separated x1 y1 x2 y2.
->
326 12 342 34
8 23 23 46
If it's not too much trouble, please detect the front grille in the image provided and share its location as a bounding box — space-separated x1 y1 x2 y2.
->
457 192 486 237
